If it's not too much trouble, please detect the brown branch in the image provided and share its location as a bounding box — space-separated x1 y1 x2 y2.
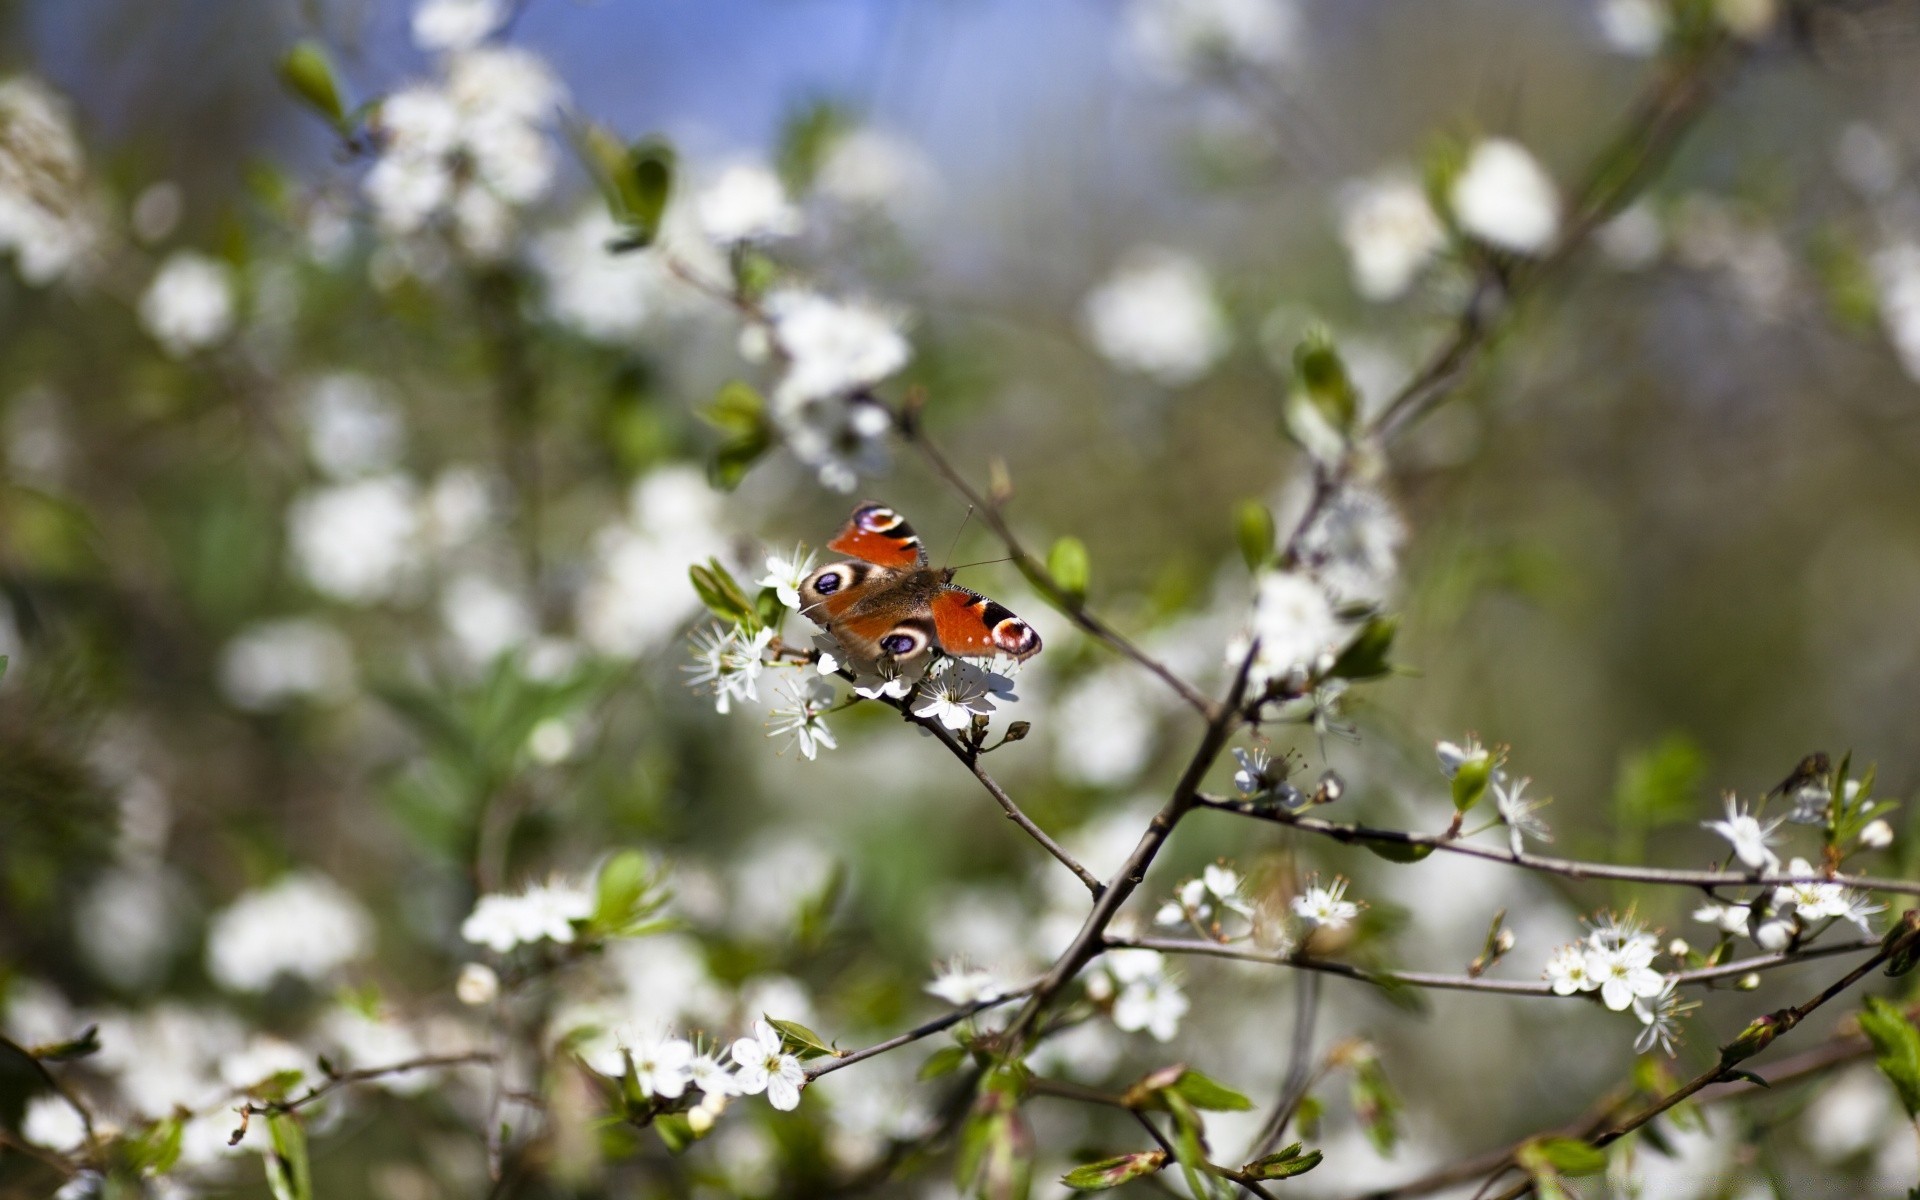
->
1 1035 99 1159
240 1051 496 1119
805 985 1033 1080
1198 796 1920 898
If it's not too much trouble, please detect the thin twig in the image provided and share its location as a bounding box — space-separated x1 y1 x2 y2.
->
1111 935 1880 997
1 1035 99 1158
1250 972 1321 1158
240 1051 496 1118
805 985 1033 1080
1198 796 1920 898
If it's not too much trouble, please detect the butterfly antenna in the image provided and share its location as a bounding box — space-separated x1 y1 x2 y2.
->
941 505 976 570
948 556 1015 573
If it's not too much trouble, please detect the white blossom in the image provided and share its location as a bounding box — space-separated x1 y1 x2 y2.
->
1597 0 1667 55
456 962 499 1006
926 961 1008 1006
532 206 673 341
627 1031 696 1099
690 1049 739 1097
1585 937 1666 1012
1292 877 1361 929
1233 570 1343 693
815 128 935 215
1292 483 1406 605
731 1019 805 1111
1080 247 1229 386
776 392 894 492
578 467 729 656
23 1095 85 1152
768 674 838 760
0 77 97 285
442 572 535 666
697 163 801 245
1338 172 1445 301
460 879 594 953
288 475 422 604
206 873 373 992
1860 819 1894 850
1703 796 1784 873
1450 138 1561 255
304 373 402 479
1872 242 1920 384
1053 666 1158 788
1543 942 1595 996
1126 0 1297 81
911 658 1015 731
1106 950 1189 1042
412 0 507 52
1435 737 1489 779
765 289 911 410
217 618 354 710
1493 775 1553 854
758 546 817 610
1692 900 1752 937
1632 978 1691 1056
139 252 236 356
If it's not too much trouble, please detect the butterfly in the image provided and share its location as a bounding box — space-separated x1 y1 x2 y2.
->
799 502 1042 674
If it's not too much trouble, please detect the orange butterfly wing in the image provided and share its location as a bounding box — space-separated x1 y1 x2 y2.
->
931 587 1042 661
826 502 926 569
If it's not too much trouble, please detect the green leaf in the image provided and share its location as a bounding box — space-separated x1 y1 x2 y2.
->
765 1017 836 1060
1330 615 1398 682
278 42 347 128
1292 329 1360 433
688 559 756 626
1451 754 1493 815
1293 1093 1323 1139
264 1114 312 1200
702 381 767 437
130 1114 185 1175
33 1025 100 1062
1161 1092 1223 1200
1363 839 1434 864
1048 537 1090 605
1242 1142 1323 1180
1171 1069 1254 1112
1351 1052 1401 1155
1235 501 1276 572
1061 1150 1167 1190
590 850 670 938
1861 997 1920 1118
583 132 677 250
919 1044 968 1081
654 1112 695 1153
1523 1137 1608 1177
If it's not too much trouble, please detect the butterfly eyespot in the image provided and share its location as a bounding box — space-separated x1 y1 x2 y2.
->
814 572 842 595
855 505 902 533
881 633 919 656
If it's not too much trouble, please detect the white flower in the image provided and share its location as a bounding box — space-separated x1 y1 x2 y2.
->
690 1050 738 1097
1202 864 1253 916
1080 247 1229 386
1703 796 1784 873
579 468 729 657
23 1095 85 1152
810 631 924 700
532 206 673 341
412 0 506 51
764 289 911 410
1860 819 1894 850
775 392 895 493
217 618 353 710
1053 666 1158 788
1493 775 1553 854
730 1019 806 1111
1544 943 1595 995
1777 856 1883 935
1292 483 1406 606
1873 242 1920 384
304 374 402 480
1585 938 1666 1012
1108 952 1188 1042
287 475 421 604
206 873 373 992
1692 900 1752 936
139 252 235 356
1236 570 1343 693
1126 0 1297 81
628 1032 696 1099
1753 917 1794 952
1232 747 1273 796
758 547 817 610
768 674 838 760
684 624 774 715
459 879 594 953
911 658 1015 731
0 77 96 286
1597 0 1667 55
1155 878 1211 927
926 961 1007 1006
1292 877 1361 929
697 163 802 245
442 573 535 666
456 962 499 1006
1632 978 1690 1057
1338 172 1445 301
1435 737 1488 779
1450 138 1561 254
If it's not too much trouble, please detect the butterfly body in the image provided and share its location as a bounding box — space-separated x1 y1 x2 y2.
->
799 503 1041 673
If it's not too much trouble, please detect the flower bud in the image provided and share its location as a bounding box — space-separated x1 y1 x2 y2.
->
1753 919 1794 953
1494 929 1516 954
1667 938 1691 959
456 962 500 1006
1860 819 1894 850
1002 721 1031 744
687 1106 715 1135
1737 973 1760 991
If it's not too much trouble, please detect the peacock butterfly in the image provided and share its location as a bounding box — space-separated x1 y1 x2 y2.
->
798 502 1042 674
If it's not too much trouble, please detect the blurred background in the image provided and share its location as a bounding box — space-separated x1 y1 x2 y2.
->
4 0 1920 1196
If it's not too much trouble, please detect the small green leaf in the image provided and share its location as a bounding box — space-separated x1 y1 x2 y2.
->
32 1025 101 1062
654 1112 695 1153
1235 501 1276 572
1330 615 1398 681
775 98 854 193
1292 329 1360 433
1861 997 1920 1118
264 1114 312 1200
130 1114 185 1175
702 381 767 436
688 559 756 626
765 1017 836 1060
1351 1052 1401 1155
278 42 347 128
1523 1137 1608 1178
1061 1150 1167 1190
1242 1142 1324 1180
583 132 676 250
1048 537 1090 605
919 1044 968 1081
1451 754 1493 815
1363 840 1434 864
590 850 670 938
1171 1069 1254 1112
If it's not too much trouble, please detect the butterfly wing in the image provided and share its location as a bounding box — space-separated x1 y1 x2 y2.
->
931 586 1042 662
826 502 927 569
